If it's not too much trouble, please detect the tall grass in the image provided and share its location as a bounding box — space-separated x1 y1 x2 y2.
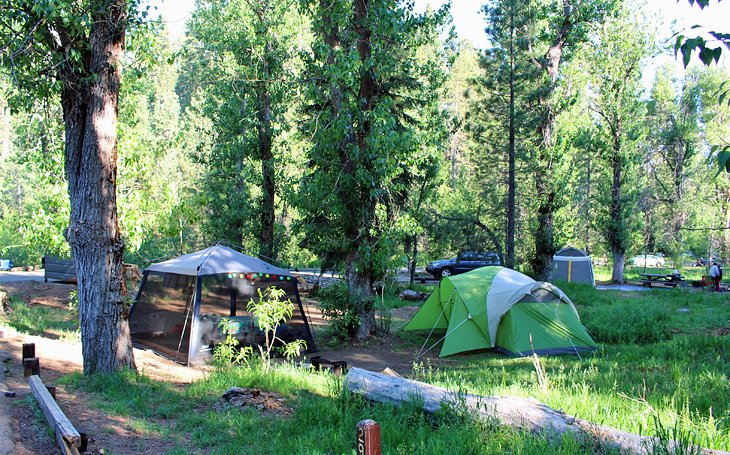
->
62 364 624 454
411 284 730 451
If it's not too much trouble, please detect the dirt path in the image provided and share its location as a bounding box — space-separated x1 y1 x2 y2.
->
0 340 15 455
0 327 210 454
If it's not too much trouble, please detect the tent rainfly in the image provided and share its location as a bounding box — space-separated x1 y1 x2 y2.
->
551 246 595 286
129 245 316 365
404 266 596 357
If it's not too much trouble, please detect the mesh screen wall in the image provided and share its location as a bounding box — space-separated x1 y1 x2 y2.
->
130 272 316 365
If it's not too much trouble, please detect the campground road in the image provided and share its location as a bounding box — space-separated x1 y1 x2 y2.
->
0 271 48 283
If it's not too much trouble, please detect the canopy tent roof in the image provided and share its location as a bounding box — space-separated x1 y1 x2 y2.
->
146 245 290 277
552 246 595 286
405 266 595 357
554 246 591 261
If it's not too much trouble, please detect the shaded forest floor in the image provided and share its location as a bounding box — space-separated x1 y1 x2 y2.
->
0 281 435 454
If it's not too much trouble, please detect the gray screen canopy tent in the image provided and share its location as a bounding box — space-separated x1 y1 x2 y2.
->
551 247 595 286
129 245 316 365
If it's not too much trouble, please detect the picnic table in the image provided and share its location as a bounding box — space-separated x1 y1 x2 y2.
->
639 273 685 287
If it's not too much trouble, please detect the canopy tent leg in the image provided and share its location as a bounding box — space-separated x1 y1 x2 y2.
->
174 283 196 363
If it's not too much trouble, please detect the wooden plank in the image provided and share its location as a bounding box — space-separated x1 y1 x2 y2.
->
56 431 81 455
345 368 729 455
28 375 80 449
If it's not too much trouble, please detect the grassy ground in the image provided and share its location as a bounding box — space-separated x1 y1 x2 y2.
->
3 281 729 453
59 365 621 454
408 283 730 452
0 295 79 342
594 264 711 283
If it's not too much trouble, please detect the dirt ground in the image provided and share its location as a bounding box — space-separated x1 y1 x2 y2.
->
0 281 436 454
1 281 209 454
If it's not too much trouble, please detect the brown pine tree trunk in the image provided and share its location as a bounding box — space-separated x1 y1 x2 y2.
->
609 129 625 283
258 51 275 261
531 1 572 281
62 0 135 375
506 6 516 270
351 0 377 339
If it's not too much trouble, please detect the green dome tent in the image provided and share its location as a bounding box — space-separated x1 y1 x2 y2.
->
404 266 596 357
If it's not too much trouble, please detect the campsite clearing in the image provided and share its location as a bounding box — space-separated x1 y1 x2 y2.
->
1 280 729 453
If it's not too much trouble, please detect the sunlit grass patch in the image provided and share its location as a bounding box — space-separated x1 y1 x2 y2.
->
0 295 79 341
61 362 633 454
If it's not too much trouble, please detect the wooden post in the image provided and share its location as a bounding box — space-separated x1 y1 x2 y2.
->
23 357 40 377
332 361 347 376
356 419 381 455
46 386 57 401
22 343 35 361
79 433 88 452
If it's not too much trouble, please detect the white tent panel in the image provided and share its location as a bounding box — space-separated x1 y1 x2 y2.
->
485 268 535 346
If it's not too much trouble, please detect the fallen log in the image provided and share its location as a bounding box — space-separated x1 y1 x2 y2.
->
345 368 729 455
28 375 80 454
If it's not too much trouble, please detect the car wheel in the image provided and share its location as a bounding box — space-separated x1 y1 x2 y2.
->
440 267 453 278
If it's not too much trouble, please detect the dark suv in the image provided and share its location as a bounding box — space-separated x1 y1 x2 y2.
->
425 252 502 278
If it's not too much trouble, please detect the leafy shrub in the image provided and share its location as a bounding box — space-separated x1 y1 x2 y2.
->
212 317 253 368
317 281 360 339
247 287 307 370
583 301 671 344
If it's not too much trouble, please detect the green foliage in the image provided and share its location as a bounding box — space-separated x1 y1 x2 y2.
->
586 2 651 278
315 281 360 340
212 318 253 368
184 0 304 259
247 287 306 369
583 301 671 344
673 1 730 173
296 0 450 332
68 290 78 317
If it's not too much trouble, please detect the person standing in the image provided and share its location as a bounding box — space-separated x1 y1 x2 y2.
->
709 262 722 292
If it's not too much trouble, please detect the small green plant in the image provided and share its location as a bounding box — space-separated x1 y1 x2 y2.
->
247 287 307 370
212 318 253 368
648 414 701 455
68 290 78 316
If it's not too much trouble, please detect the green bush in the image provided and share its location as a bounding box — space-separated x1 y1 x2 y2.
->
583 301 671 344
316 281 360 339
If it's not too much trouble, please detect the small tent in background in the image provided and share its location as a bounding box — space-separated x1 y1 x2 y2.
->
404 267 596 357
551 247 595 286
129 245 316 365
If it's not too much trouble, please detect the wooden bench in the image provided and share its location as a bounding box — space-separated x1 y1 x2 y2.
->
43 254 77 283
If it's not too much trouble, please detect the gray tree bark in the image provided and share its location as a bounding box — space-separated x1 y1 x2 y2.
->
62 0 135 375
